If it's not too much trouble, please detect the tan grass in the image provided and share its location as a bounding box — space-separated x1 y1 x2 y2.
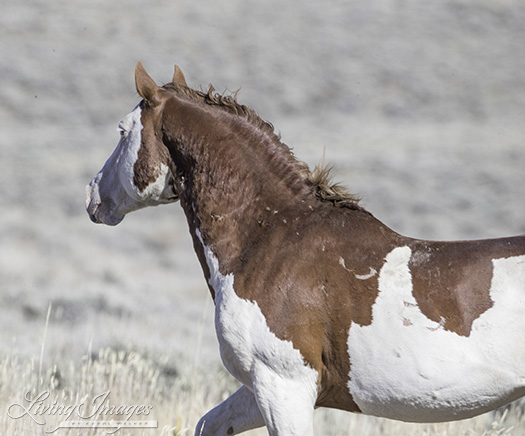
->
0 346 524 436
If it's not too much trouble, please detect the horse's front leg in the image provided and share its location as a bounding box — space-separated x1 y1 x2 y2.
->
195 385 265 436
250 361 317 436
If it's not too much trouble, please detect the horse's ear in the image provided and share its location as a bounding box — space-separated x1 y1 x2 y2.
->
135 61 159 103
172 64 187 87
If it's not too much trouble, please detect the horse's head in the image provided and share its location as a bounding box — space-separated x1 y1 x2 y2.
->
86 62 186 225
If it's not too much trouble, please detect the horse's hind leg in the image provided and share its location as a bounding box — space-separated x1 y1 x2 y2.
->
195 385 265 436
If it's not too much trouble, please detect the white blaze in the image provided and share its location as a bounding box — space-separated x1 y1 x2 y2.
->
86 104 176 225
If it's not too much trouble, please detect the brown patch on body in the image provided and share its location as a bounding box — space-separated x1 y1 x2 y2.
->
408 241 493 336
408 237 525 336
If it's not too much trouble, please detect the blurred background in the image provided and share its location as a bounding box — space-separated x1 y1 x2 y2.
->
1 0 525 372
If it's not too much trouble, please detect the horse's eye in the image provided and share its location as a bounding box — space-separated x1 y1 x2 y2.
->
118 126 128 139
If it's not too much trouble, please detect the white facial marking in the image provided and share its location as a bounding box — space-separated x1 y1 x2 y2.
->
116 106 146 198
196 229 318 433
348 247 525 422
85 105 143 224
140 163 172 199
86 104 176 225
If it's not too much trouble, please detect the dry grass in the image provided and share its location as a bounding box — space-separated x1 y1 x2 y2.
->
1 343 524 436
0 347 233 436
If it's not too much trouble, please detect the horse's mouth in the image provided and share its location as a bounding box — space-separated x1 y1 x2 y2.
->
87 205 125 226
85 183 125 226
86 201 105 225
85 183 103 224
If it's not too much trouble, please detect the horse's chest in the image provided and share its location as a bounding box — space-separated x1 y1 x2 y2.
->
213 279 312 388
213 283 265 386
198 230 316 389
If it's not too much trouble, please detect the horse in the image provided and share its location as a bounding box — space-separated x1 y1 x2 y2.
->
86 62 525 436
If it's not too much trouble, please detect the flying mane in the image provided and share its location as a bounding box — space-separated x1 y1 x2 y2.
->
162 82 365 212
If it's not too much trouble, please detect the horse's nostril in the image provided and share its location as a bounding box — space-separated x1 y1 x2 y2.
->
89 213 102 224
86 200 102 224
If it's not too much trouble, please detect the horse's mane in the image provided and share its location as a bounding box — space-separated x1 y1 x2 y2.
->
307 163 364 210
162 82 366 212
163 82 275 135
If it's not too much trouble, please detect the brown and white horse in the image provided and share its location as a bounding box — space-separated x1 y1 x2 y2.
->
86 63 525 436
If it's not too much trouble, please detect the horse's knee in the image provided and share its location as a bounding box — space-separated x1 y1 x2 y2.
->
194 386 265 436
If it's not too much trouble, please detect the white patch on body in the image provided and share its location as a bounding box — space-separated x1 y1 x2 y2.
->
348 246 525 422
340 257 377 281
355 267 377 281
196 229 318 434
339 257 350 271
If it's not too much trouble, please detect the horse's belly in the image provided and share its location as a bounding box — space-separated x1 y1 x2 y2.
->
348 330 525 422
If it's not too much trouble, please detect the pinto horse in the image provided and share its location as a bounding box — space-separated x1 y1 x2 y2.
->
86 62 525 436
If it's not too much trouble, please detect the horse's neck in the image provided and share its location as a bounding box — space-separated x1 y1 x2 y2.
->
165 102 311 272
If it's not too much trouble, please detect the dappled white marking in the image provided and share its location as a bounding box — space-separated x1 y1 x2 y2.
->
355 267 377 280
339 257 350 271
196 229 319 435
339 256 377 280
348 246 525 422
